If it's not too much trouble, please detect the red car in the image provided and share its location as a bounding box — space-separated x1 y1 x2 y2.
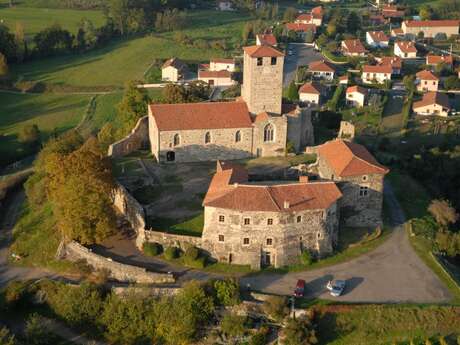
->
294 279 306 297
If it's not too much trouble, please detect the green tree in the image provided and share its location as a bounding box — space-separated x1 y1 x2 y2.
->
162 83 188 104
419 5 433 20
214 278 240 306
107 0 129 35
283 7 298 21
117 80 150 137
262 295 288 321
286 80 299 102
0 53 8 77
220 312 246 341
18 124 40 145
0 326 16 345
282 316 318 345
428 199 459 228
403 74 415 93
443 75 460 90
97 123 115 151
14 22 25 62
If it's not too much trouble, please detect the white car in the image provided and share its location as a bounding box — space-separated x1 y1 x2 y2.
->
327 280 346 297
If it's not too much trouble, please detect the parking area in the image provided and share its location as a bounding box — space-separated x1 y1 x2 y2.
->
283 43 324 86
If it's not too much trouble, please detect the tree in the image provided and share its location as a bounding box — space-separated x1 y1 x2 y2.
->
213 278 240 306
97 123 115 151
33 24 73 57
0 25 17 61
18 124 40 145
107 0 129 35
14 22 25 62
162 83 188 104
425 339 433 345
345 11 361 34
282 316 318 345
428 199 459 228
443 75 460 90
286 80 299 102
0 53 8 77
436 231 460 257
0 327 16 345
403 74 415 93
220 313 246 341
283 7 298 22
419 5 433 20
117 80 150 137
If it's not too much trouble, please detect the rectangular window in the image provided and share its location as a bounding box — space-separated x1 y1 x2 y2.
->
271 57 277 65
359 186 369 197
243 238 250 245
297 215 302 223
267 218 273 225
257 57 263 66
266 238 273 246
244 218 251 225
219 215 225 223
218 234 224 242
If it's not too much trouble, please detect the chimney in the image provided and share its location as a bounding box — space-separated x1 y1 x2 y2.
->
284 200 290 209
299 175 309 183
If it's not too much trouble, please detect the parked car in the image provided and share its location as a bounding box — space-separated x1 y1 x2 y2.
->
326 280 346 297
294 279 306 297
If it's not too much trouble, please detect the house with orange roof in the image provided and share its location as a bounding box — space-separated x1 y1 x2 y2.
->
299 82 322 105
426 55 454 68
381 5 405 19
402 19 460 38
256 33 277 47
209 58 235 72
346 85 368 107
366 31 389 48
285 23 316 39
295 6 323 26
339 75 349 85
376 56 402 75
308 60 335 80
362 64 392 84
341 39 367 57
201 161 342 268
317 139 389 227
198 70 236 86
394 41 417 59
161 57 188 82
413 92 451 116
416 70 439 92
391 27 404 37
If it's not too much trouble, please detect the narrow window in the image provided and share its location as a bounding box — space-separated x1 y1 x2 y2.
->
219 215 225 223
362 175 368 181
271 57 277 65
296 215 302 223
266 238 273 246
244 218 250 225
205 131 211 144
257 57 263 66
263 124 274 142
218 234 224 242
359 186 369 197
173 133 180 146
267 218 273 225
235 130 241 143
243 238 250 245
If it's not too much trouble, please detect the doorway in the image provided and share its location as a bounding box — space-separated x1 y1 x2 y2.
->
262 251 272 267
166 151 175 162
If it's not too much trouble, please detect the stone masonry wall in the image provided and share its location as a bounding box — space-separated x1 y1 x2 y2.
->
252 116 287 157
58 241 174 284
108 116 149 157
143 230 202 250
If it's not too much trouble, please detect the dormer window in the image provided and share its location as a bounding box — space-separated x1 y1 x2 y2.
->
257 57 263 66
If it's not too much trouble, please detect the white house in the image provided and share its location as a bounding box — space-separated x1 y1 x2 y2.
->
366 31 389 48
308 60 335 80
362 64 392 84
375 56 402 75
416 70 439 92
295 6 323 26
346 85 368 107
413 92 450 116
198 70 235 86
341 39 367 57
162 58 188 82
210 58 235 72
394 41 417 59
299 82 322 105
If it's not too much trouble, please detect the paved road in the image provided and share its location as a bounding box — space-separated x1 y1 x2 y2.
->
283 44 323 87
241 183 452 303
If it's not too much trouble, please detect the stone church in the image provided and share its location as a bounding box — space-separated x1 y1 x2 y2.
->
147 44 314 163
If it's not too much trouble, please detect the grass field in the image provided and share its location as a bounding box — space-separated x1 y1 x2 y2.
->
0 2 105 39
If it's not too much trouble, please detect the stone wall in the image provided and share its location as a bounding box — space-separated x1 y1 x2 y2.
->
108 116 149 157
143 229 202 250
286 108 314 152
252 115 287 157
338 121 355 139
58 241 175 284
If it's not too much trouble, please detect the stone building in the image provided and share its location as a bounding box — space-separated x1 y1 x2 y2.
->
402 20 460 38
201 161 342 269
316 140 389 227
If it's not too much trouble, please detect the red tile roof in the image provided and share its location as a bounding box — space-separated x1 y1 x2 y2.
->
319 139 388 177
243 45 284 57
256 33 277 46
367 31 389 42
382 10 405 18
342 39 367 54
346 85 368 95
391 28 404 35
416 70 439 81
198 70 232 78
309 60 335 72
413 91 450 109
426 55 454 65
377 56 402 69
286 22 316 32
404 19 460 27
395 41 417 53
362 64 392 74
150 101 253 131
296 13 312 22
210 58 234 64
254 111 270 123
311 6 323 16
299 82 321 95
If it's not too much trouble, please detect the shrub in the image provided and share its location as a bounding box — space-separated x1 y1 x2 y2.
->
220 312 246 339
74 258 93 276
214 278 240 306
18 124 40 145
3 280 31 309
0 326 16 345
184 246 199 260
164 246 179 260
185 256 207 269
300 250 312 266
262 295 288 321
249 327 269 345
143 242 162 256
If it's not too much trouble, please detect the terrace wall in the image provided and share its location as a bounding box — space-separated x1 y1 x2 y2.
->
108 116 149 157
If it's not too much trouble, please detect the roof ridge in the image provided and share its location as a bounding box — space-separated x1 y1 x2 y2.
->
266 186 282 211
343 141 387 172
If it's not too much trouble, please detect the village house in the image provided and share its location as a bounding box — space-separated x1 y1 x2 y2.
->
391 27 404 37
295 6 323 26
366 31 390 48
362 64 392 84
161 58 188 82
316 139 389 227
341 39 367 57
413 91 450 116
381 5 405 19
210 58 235 72
198 70 235 86
426 54 454 68
285 23 316 39
346 85 368 107
299 82 322 105
416 70 439 92
376 56 402 75
201 161 342 268
394 41 417 59
308 60 335 80
256 33 277 47
339 75 349 85
402 20 460 38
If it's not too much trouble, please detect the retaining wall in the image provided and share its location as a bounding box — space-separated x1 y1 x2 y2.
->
143 229 202 250
108 116 149 157
59 241 174 284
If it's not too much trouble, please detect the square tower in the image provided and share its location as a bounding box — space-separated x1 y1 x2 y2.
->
241 45 284 115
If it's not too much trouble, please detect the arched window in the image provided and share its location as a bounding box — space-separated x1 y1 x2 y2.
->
205 131 211 144
173 134 180 146
235 130 241 143
264 124 274 142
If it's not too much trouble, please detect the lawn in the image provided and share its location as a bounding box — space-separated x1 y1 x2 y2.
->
0 92 91 166
147 213 204 237
316 304 460 345
0 3 105 40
